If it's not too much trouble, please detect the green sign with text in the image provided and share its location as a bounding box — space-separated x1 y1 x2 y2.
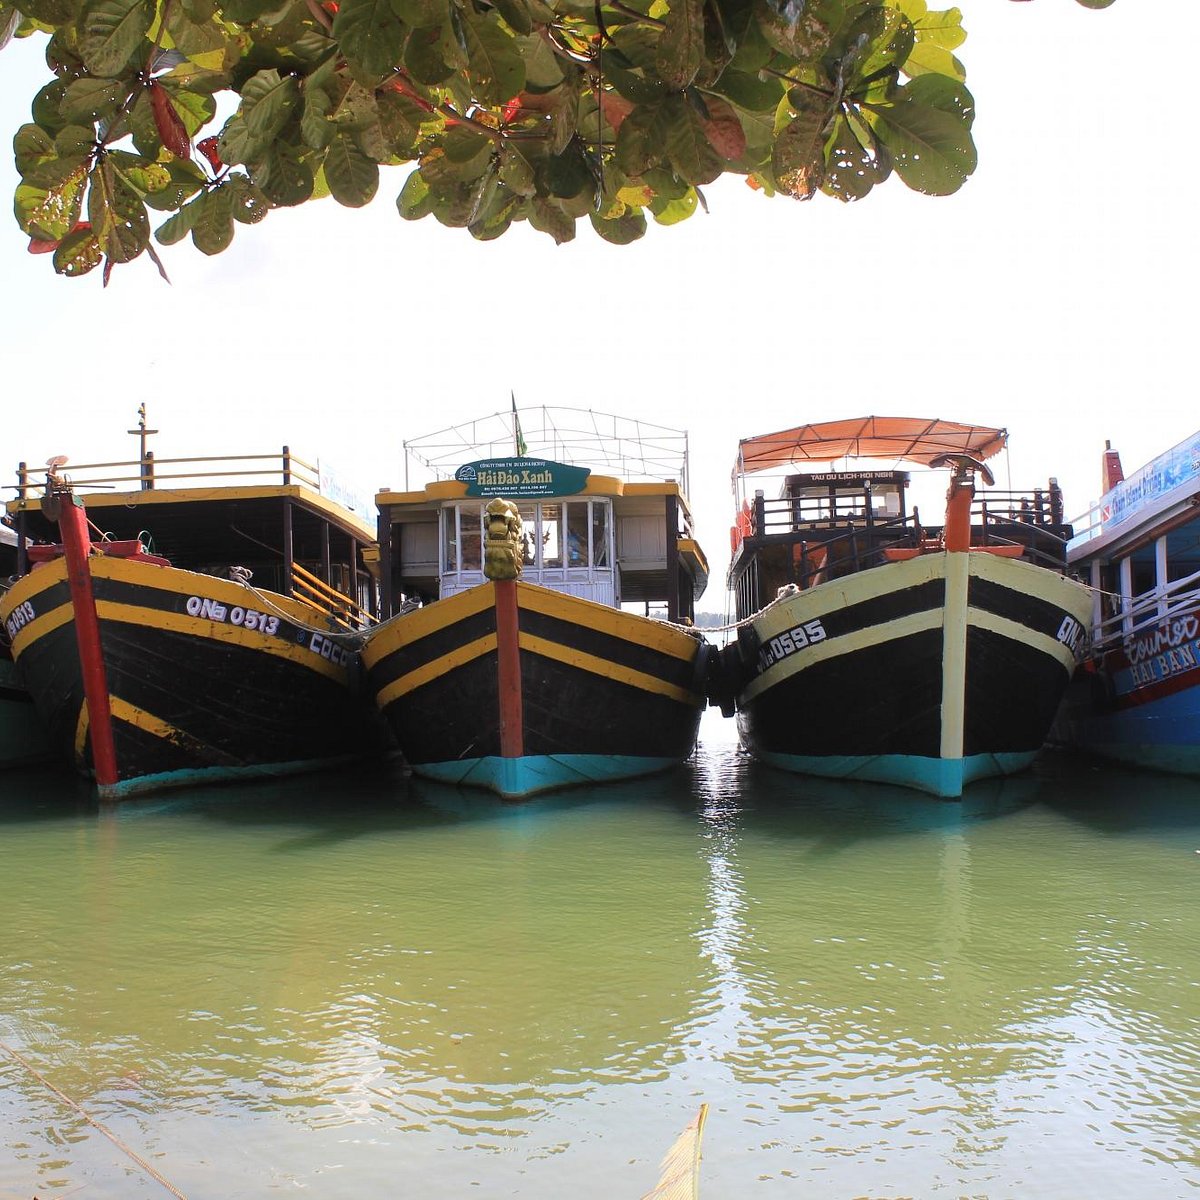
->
454 458 591 498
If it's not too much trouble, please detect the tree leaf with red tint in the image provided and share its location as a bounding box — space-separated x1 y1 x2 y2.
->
197 135 224 172
148 81 191 159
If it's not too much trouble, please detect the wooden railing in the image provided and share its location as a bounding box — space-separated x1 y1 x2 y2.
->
290 563 375 631
14 448 321 499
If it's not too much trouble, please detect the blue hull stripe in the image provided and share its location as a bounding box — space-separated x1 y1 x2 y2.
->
756 749 1038 799
414 754 680 799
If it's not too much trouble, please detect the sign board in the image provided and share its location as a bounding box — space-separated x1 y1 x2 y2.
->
454 457 591 498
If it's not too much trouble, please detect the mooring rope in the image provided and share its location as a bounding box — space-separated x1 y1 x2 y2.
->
0 1038 188 1200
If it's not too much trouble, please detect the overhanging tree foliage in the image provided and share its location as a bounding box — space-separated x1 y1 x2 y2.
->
3 0 1113 279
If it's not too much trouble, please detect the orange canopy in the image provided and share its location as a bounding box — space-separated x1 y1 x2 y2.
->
735 416 1008 475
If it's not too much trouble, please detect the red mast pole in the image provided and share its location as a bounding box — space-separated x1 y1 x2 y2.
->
52 487 119 789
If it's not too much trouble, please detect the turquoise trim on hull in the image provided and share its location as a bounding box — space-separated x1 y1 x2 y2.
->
414 754 681 799
96 754 361 801
757 749 1039 799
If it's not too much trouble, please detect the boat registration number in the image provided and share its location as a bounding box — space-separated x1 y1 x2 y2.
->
4 600 36 640
187 594 281 636
757 619 828 673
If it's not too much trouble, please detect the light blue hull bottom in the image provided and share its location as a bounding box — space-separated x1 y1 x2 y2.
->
757 749 1040 800
97 754 362 802
413 754 681 800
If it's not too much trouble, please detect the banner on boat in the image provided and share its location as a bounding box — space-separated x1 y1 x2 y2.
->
455 458 591 498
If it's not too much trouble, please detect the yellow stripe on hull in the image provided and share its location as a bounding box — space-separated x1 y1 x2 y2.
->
375 633 498 708
515 581 700 660
519 632 701 706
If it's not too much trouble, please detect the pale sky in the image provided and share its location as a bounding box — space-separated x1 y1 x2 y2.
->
1 0 1195 601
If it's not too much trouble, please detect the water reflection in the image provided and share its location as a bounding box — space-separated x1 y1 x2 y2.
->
0 718 1198 1198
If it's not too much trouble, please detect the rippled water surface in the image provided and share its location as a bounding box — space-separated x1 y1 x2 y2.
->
1 713 1197 1199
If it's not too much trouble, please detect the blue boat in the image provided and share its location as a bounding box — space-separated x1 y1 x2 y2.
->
1052 430 1200 774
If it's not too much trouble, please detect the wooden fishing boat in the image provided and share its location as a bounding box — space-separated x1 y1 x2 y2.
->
0 429 381 800
1 521 53 768
1052 431 1200 774
716 417 1094 798
362 407 712 798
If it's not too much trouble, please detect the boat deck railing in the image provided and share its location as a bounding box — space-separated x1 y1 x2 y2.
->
734 487 1071 588
12 449 322 500
1091 568 1200 651
290 563 376 631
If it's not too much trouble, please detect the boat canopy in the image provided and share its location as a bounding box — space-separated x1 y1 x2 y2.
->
735 417 1008 476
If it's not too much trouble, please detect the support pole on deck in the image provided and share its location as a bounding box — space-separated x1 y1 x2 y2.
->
282 499 294 597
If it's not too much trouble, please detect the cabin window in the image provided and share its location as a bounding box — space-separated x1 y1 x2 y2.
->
444 498 613 573
565 502 589 565
541 503 564 566
592 504 608 567
443 506 484 572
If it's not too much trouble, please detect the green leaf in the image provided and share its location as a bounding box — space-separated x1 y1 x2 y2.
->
462 13 524 105
324 132 379 206
491 0 531 36
333 0 408 82
256 141 315 205
615 102 664 177
226 173 270 223
376 88 424 158
821 110 889 201
405 24 456 84
301 86 335 150
527 195 575 243
15 168 87 239
868 72 974 195
661 94 722 184
397 168 434 219
61 76 124 125
753 0 833 61
709 67 781 112
656 0 704 91
53 224 104 276
87 159 149 262
589 206 646 244
903 41 964 82
830 4 913 95
242 69 300 147
649 187 698 224
191 184 234 254
392 0 444 24
772 87 831 199
18 0 78 25
80 0 151 76
498 142 535 196
154 196 202 244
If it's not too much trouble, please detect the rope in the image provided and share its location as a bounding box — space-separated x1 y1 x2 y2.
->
238 580 367 648
0 1037 188 1200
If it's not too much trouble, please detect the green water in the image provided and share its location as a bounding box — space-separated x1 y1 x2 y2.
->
1 714 1197 1199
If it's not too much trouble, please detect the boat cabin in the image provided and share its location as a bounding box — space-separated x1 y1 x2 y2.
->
730 467 1073 623
375 473 707 622
1068 432 1200 652
5 448 380 632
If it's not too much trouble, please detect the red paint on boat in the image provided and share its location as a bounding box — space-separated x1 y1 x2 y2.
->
494 580 523 758
55 493 119 788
